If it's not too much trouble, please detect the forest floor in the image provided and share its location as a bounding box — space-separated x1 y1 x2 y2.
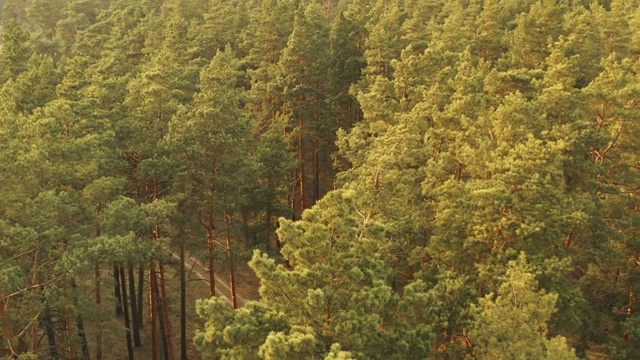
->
94 254 260 360
172 251 261 307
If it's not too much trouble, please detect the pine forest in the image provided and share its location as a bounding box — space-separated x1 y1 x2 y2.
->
3 0 640 359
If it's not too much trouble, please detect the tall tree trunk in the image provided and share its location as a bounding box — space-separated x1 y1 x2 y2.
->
65 317 76 360
114 264 123 316
149 262 158 360
313 82 321 206
0 299 17 355
31 248 40 352
95 222 103 360
158 261 174 360
75 315 90 360
42 304 60 360
154 277 170 360
180 244 187 360
128 264 141 347
70 278 90 360
224 214 238 309
137 265 144 328
313 136 320 205
266 204 272 251
119 266 135 360
200 213 216 297
95 263 102 360
299 130 306 212
289 171 297 221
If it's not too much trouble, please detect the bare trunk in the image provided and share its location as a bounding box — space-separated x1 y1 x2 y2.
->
207 222 216 297
75 315 90 360
31 248 40 352
180 244 187 360
65 317 76 360
299 130 306 212
137 264 144 328
128 265 141 347
225 214 238 309
95 263 102 360
0 299 16 354
154 277 170 360
149 262 158 360
313 136 320 205
158 261 174 360
119 266 135 360
70 278 90 360
43 304 60 360
114 264 123 316
266 205 272 251
290 169 298 221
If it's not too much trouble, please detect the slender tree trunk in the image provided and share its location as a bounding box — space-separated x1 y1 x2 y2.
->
299 129 306 212
31 248 40 352
313 82 321 205
75 315 90 360
154 277 170 360
70 278 90 360
180 244 187 360
313 136 320 205
65 317 77 360
0 299 17 355
128 265 141 347
158 261 174 360
149 262 158 360
114 264 123 316
95 262 102 360
205 220 216 297
266 205 272 252
119 266 135 360
290 169 299 221
43 304 60 360
138 265 144 328
224 214 238 309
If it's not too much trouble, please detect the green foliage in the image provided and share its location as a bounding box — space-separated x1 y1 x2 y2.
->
468 254 578 360
4 0 640 358
0 19 31 84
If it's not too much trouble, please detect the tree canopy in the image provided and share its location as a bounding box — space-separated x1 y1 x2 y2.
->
3 0 640 359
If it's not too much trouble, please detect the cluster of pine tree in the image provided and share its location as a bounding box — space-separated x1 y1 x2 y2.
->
2 0 640 359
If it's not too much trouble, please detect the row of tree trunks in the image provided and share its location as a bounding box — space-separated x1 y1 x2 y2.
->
109 257 183 360
200 209 239 309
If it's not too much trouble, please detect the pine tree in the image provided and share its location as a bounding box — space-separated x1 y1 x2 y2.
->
0 19 32 85
165 46 253 309
469 254 578 360
196 190 433 359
